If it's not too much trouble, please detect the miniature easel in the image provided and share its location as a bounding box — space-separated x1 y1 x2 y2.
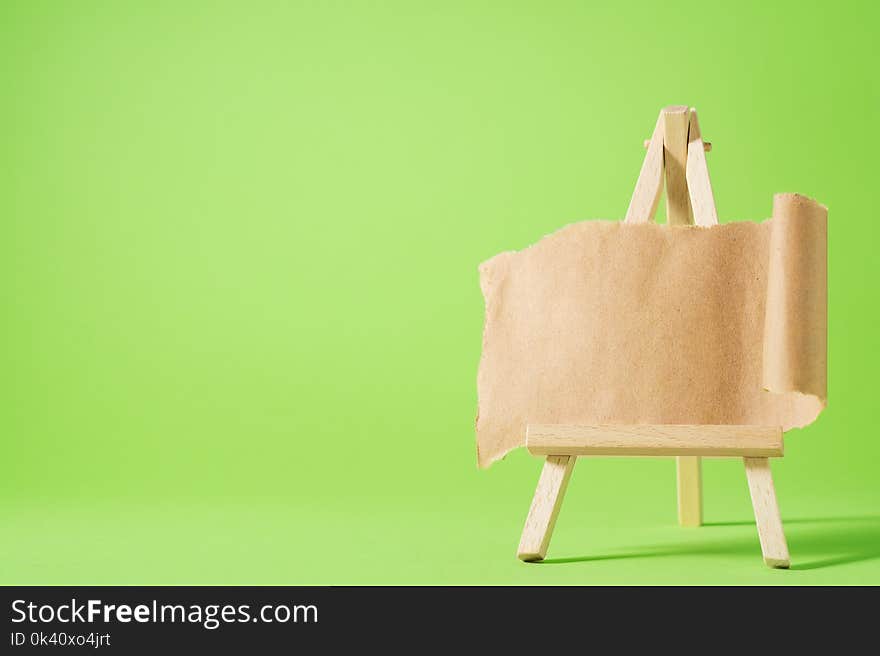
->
516 106 791 568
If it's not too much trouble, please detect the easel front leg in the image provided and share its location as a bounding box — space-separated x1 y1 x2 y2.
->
517 456 576 562
744 457 790 568
676 456 702 527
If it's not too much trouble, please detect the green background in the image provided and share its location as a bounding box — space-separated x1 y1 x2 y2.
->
2 1 878 585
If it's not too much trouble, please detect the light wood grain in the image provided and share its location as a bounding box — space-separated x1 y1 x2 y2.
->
517 455 576 562
662 105 693 225
676 106 717 526
744 457 791 568
646 138 710 151
526 424 783 457
625 111 664 224
685 108 719 227
677 456 702 526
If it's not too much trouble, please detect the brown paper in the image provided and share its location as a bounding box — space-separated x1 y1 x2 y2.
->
475 193 827 468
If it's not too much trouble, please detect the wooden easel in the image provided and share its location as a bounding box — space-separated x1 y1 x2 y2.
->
516 106 791 569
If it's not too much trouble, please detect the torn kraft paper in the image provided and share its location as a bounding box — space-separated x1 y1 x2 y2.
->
475 193 827 468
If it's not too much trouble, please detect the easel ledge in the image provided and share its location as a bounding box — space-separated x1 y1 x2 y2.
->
527 424 783 457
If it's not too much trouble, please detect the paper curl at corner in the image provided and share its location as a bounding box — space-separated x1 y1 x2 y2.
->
475 193 827 468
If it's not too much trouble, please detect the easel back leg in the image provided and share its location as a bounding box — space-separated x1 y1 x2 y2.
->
677 456 703 527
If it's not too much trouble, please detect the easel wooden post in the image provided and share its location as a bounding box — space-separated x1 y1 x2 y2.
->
516 106 791 568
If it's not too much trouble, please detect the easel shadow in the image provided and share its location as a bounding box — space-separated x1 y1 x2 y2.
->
539 515 880 571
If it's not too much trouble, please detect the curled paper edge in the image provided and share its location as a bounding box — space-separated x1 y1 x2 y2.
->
762 193 828 405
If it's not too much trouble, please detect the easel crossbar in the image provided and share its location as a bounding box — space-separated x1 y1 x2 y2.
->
526 425 783 457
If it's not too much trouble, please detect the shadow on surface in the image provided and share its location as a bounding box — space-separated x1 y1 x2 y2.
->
539 515 880 570
704 514 880 528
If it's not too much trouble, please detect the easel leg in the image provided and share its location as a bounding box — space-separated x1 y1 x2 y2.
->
676 456 702 527
517 455 576 562
743 457 790 569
